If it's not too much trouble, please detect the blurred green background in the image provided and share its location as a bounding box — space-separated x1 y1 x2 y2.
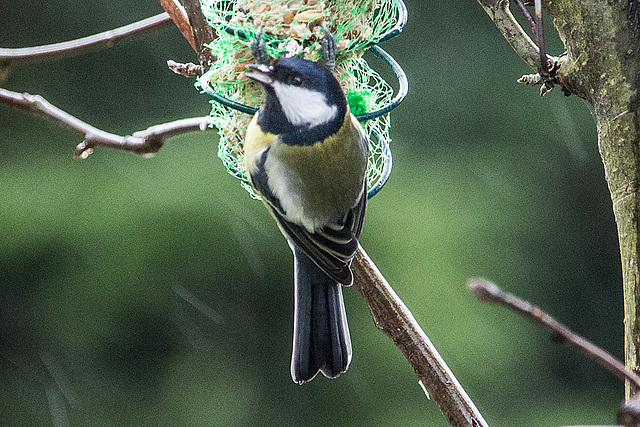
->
0 1 623 426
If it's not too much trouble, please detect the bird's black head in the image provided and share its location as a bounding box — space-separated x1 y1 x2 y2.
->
245 56 348 144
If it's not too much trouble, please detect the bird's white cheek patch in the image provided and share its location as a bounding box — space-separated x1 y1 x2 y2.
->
273 82 338 128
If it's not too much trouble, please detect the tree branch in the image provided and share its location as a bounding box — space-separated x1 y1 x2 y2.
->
158 0 197 52
477 0 562 95
0 13 173 67
469 277 640 425
179 0 216 69
468 278 640 388
476 0 541 70
352 246 489 427
158 0 216 69
0 87 213 157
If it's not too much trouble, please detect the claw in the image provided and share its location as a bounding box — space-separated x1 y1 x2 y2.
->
251 27 271 65
321 25 337 72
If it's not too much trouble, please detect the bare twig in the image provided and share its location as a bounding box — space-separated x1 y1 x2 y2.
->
0 13 173 67
533 0 549 77
0 88 213 158
513 0 548 78
167 59 205 78
469 277 640 424
513 0 535 30
352 246 489 427
514 0 551 77
468 278 640 389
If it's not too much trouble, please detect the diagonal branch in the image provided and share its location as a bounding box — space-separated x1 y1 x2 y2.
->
158 0 197 51
468 278 640 388
468 277 640 424
0 13 173 67
0 87 213 157
179 0 216 68
158 0 216 68
353 247 489 427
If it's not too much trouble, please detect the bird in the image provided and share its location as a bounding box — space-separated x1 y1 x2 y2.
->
243 27 369 384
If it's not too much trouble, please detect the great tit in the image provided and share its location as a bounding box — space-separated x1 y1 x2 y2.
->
243 29 369 384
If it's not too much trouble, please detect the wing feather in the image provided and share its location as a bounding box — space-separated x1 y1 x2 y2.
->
269 195 364 285
247 121 367 286
251 161 367 285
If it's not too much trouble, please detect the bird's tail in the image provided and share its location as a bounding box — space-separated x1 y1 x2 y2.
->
290 245 352 384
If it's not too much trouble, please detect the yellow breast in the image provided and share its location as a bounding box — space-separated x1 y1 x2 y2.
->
243 111 367 231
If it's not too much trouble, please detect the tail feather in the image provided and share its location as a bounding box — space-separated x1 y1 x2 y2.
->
291 245 352 384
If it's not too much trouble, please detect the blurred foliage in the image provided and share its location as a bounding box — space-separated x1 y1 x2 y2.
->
0 1 623 426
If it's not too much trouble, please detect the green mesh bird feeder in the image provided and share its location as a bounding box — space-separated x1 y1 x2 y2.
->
196 0 407 199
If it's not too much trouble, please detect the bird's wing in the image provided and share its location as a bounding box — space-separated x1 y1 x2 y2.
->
270 199 362 285
249 147 366 285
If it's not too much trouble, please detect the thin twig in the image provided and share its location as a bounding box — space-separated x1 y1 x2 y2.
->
0 88 213 158
0 13 173 67
513 0 535 30
167 59 205 78
513 0 547 76
467 277 640 389
533 0 549 78
352 247 489 427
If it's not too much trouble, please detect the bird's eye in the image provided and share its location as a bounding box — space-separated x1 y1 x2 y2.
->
288 74 303 86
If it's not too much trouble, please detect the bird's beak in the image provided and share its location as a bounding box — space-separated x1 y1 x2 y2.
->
244 63 274 86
